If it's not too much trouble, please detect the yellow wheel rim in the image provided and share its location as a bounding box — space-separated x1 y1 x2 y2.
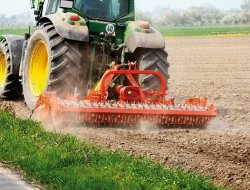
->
0 52 6 88
29 40 49 96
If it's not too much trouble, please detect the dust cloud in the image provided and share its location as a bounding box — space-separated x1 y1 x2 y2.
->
206 118 231 131
138 120 158 132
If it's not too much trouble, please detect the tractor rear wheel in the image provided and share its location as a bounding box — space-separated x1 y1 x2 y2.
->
23 22 86 109
127 48 170 91
0 39 22 99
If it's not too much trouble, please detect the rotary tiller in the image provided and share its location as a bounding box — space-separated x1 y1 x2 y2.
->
34 63 216 127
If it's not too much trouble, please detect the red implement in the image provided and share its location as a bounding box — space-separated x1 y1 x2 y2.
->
35 64 216 127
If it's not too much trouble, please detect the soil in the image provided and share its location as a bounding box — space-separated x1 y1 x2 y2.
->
1 36 250 190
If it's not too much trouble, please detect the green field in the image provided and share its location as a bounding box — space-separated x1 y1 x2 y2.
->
0 28 30 36
156 25 250 37
1 25 250 37
0 111 224 190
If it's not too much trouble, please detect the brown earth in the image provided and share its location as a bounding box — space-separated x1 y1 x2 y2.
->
1 36 250 190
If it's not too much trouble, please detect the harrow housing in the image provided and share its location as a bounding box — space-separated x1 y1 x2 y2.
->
35 63 216 127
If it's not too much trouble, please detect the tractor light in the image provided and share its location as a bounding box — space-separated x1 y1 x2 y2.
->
67 13 80 21
136 21 150 29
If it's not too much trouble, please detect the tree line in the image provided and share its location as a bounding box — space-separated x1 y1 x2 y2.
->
0 0 250 27
136 0 250 26
0 12 33 27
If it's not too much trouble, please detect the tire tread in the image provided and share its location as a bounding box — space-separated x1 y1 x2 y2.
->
0 39 22 99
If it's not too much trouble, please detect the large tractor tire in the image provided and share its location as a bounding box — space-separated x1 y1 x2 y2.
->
0 37 23 99
23 22 86 109
127 48 170 90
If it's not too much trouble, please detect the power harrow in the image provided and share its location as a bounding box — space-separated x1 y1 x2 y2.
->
35 63 216 127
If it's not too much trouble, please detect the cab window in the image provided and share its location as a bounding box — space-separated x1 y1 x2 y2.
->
74 0 129 21
46 0 60 15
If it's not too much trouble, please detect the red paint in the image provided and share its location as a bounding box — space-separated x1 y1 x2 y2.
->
34 63 217 127
68 13 80 21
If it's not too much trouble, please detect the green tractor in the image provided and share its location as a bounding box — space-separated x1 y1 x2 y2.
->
0 0 169 109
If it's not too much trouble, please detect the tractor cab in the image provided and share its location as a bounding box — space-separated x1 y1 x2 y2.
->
74 0 129 21
31 0 134 43
32 0 132 22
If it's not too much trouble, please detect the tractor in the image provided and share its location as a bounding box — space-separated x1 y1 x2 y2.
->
0 0 216 127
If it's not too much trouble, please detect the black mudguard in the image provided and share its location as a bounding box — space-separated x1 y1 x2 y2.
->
38 13 89 42
124 22 165 53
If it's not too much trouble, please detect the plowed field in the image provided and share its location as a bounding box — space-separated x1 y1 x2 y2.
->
1 36 250 190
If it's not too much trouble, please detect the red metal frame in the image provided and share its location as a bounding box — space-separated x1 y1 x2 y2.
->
86 64 167 103
99 69 166 97
34 64 217 127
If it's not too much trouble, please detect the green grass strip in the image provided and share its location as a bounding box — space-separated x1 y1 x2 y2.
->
156 25 250 37
0 111 223 190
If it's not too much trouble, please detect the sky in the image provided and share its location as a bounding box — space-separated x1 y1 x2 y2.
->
0 0 243 16
136 0 242 12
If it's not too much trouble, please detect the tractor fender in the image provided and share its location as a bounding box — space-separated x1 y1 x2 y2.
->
0 35 25 75
124 21 165 53
38 13 89 42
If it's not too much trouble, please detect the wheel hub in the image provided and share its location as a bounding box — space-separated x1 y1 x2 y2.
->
0 52 6 88
29 40 49 96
